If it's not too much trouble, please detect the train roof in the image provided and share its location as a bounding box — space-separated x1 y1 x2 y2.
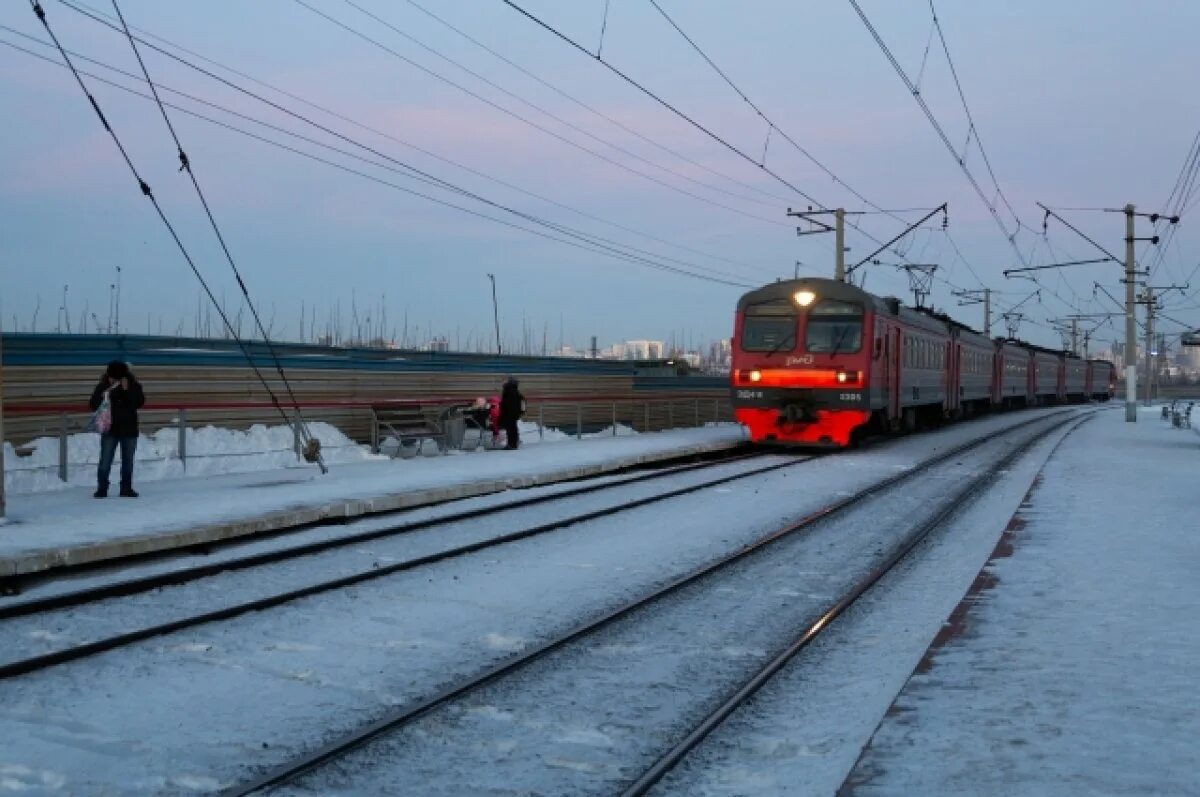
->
736 278 892 313
738 278 997 342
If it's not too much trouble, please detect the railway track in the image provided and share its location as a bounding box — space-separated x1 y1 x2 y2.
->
0 449 809 678
0 444 758 600
0 446 765 617
219 408 1089 796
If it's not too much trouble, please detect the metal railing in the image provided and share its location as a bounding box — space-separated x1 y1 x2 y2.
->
5 394 735 481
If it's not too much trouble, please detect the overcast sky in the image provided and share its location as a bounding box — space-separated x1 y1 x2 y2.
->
2 0 1199 353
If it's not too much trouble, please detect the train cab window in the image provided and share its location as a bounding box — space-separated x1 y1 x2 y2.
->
807 300 862 353
741 301 797 352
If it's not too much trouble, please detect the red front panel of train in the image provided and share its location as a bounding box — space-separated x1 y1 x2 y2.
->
730 295 874 447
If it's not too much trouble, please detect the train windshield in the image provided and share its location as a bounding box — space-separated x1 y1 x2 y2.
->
741 301 796 352
806 299 863 353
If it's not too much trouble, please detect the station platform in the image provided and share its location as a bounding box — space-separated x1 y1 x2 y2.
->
842 406 1200 795
0 426 746 580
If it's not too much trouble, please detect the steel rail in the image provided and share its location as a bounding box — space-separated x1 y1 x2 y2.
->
0 444 754 600
619 410 1094 795
0 448 763 618
0 454 808 679
218 409 1080 797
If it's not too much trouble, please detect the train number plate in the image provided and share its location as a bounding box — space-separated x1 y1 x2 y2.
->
736 390 764 400
839 392 862 402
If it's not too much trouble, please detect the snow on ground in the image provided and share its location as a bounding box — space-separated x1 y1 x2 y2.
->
656 412 1086 796
0 425 745 567
841 408 1200 796
0 410 1076 795
271 415 1076 796
2 419 640 497
2 422 379 495
0 455 797 667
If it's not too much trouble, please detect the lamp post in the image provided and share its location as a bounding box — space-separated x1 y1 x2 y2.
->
487 273 501 355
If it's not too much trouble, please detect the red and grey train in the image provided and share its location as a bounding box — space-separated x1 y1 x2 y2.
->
730 277 1115 447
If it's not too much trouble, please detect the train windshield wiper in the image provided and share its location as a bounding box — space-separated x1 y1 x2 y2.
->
763 331 796 358
827 325 851 358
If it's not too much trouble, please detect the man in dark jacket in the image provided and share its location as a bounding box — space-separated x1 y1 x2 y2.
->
498 377 525 450
89 360 145 497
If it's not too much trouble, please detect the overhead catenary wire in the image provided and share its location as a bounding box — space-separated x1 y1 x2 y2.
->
25 0 329 471
59 0 787 237
107 0 326 472
846 0 1031 270
297 0 791 226
0 41 753 289
43 6 761 287
497 0 960 288
644 1 917 229
645 0 1000 297
1 31 762 286
397 0 790 205
927 0 1022 231
3 24 761 280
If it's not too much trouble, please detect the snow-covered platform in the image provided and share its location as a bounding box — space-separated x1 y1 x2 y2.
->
0 426 746 580
843 407 1200 795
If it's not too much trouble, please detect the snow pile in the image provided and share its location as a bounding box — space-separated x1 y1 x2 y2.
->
3 422 381 495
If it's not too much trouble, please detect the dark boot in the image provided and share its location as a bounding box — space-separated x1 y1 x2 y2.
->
119 485 138 498
94 486 108 498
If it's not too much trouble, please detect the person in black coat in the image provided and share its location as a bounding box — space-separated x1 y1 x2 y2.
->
498 377 525 450
89 360 145 497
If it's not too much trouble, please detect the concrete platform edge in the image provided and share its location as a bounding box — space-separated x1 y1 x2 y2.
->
0 438 744 579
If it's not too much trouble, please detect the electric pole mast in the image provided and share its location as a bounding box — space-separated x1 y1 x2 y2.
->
786 207 850 282
1142 288 1154 406
1124 204 1137 421
1137 283 1188 406
835 208 846 282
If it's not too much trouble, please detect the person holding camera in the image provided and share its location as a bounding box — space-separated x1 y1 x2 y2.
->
89 360 145 498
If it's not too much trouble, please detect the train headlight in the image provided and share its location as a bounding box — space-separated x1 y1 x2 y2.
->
836 370 860 384
793 290 816 307
749 370 762 382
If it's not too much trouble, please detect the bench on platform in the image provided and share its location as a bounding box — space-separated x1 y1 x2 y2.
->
370 405 445 458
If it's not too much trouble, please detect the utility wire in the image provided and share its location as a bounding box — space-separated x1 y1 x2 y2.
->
3 26 764 283
298 0 789 226
340 0 785 211
25 0 327 470
108 0 325 471
399 0 789 205
498 0 949 281
47 4 759 286
61 0 785 233
644 1 919 230
927 0 1022 231
0 37 745 286
846 0 1030 269
647 0 999 293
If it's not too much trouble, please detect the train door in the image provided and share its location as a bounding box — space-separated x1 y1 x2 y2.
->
888 326 902 422
946 340 958 414
1027 356 1036 402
